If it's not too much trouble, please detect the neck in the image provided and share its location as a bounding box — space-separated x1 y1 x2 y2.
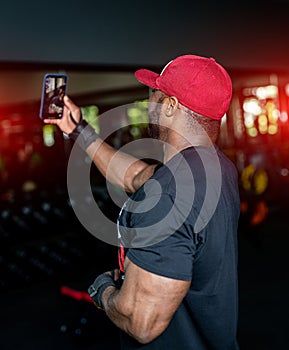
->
162 132 213 163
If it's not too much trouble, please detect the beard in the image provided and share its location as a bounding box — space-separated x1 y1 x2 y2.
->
148 122 160 139
148 101 163 140
148 121 169 141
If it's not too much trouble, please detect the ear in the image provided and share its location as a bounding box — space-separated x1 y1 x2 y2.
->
165 96 179 117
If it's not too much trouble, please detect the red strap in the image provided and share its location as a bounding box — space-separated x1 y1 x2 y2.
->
118 244 125 273
60 285 93 303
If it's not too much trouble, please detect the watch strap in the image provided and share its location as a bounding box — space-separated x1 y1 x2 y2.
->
69 119 99 150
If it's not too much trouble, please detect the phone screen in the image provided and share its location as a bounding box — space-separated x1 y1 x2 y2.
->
39 73 68 119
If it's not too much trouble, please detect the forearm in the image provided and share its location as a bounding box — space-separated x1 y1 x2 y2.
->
102 286 161 344
102 287 136 338
89 259 187 345
43 96 153 193
44 95 157 193
88 273 138 338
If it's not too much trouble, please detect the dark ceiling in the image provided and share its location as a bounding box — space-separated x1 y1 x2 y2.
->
1 1 289 71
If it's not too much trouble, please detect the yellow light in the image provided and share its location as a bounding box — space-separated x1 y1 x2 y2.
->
247 127 258 137
241 164 255 191
268 124 278 135
258 114 267 126
241 165 269 195
244 114 255 128
268 109 279 124
43 124 55 147
127 100 149 126
254 170 269 195
81 105 100 133
127 107 142 119
259 124 268 134
22 180 37 192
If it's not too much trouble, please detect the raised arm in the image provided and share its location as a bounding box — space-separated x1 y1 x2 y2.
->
44 96 157 193
85 139 158 193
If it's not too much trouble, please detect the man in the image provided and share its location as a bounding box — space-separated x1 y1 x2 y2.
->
45 54 240 349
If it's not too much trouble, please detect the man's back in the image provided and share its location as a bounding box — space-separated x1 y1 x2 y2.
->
120 146 240 349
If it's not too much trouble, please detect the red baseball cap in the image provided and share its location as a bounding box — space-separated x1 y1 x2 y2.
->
134 54 232 120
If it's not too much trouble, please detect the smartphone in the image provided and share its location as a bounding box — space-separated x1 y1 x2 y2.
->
39 73 68 120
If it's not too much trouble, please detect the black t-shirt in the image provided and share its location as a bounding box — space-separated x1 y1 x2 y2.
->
117 146 240 350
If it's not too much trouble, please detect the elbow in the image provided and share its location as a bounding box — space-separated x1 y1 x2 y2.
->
130 329 156 345
124 183 136 194
127 322 167 345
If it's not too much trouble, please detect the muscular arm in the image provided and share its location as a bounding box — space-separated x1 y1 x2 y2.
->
44 95 158 193
102 257 190 344
86 140 158 193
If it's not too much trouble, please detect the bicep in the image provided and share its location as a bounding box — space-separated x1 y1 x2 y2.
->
132 164 159 191
118 256 190 342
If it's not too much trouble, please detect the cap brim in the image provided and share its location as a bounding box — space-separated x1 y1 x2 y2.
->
134 69 159 89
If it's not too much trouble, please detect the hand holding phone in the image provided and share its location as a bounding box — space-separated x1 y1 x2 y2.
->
39 73 68 120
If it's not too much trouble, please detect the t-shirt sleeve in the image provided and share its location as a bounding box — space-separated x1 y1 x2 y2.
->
127 235 195 281
125 192 197 281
